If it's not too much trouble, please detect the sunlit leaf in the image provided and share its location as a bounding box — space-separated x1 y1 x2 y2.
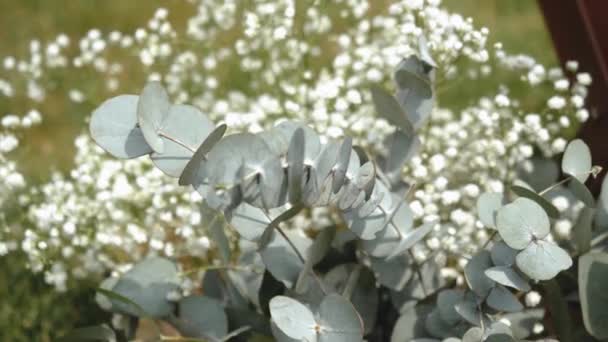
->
562 139 592 183
496 198 550 250
137 81 170 153
317 294 364 342
269 296 317 341
477 192 506 228
516 240 572 281
511 185 559 219
90 94 153 159
150 104 214 177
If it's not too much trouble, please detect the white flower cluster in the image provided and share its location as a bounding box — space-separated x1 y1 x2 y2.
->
14 135 212 291
0 0 591 289
0 110 42 256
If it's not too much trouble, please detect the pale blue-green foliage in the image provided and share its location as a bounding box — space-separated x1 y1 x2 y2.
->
79 54 607 342
562 138 592 183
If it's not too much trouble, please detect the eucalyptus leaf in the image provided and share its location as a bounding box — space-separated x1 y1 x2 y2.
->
515 240 572 281
486 285 524 312
89 94 153 159
496 198 550 250
568 177 595 208
269 296 317 341
332 137 353 193
484 266 530 292
484 322 515 342
287 128 306 204
517 157 559 192
454 292 486 327
578 251 608 340
260 230 311 288
175 296 228 340
394 55 435 130
477 192 506 228
178 123 227 186
150 104 214 177
370 85 415 135
424 309 456 339
345 181 394 241
574 206 595 254
437 289 465 325
378 130 420 189
204 204 231 264
490 241 518 267
418 36 437 68
317 294 364 342
110 257 179 318
361 199 415 258
387 222 434 260
230 203 271 242
502 309 545 339
137 81 170 153
324 264 378 334
369 255 413 291
391 304 434 342
308 226 336 265
462 327 484 342
95 277 119 311
562 139 592 183
510 185 559 219
464 250 495 298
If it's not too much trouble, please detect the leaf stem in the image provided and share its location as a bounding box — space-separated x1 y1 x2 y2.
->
538 176 572 196
158 130 196 153
481 231 498 250
408 250 427 297
179 264 262 278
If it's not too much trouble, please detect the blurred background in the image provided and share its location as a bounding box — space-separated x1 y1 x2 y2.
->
0 1 558 340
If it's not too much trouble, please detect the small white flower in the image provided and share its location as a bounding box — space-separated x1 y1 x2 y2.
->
525 291 542 307
547 96 566 110
576 72 592 85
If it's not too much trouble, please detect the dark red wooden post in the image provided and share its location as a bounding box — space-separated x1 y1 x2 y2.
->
538 0 608 193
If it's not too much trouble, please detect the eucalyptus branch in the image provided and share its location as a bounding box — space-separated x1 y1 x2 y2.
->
178 264 263 278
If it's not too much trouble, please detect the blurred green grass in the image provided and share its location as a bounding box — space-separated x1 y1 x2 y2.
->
0 1 558 340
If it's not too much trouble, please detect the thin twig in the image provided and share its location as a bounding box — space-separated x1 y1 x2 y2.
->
481 231 498 250
538 176 571 196
408 250 427 297
179 264 262 278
